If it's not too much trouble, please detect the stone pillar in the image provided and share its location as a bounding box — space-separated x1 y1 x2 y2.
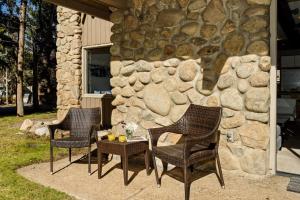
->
56 6 82 120
109 0 273 175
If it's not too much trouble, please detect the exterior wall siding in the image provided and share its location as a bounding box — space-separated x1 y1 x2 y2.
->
81 96 102 108
81 95 114 129
82 15 113 47
81 15 112 110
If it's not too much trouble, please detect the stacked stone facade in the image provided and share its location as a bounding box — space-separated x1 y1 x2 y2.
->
56 6 82 119
55 0 273 175
109 0 272 175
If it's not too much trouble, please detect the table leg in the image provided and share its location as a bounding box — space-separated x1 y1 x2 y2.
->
98 148 102 179
122 155 128 186
120 157 123 169
144 149 150 175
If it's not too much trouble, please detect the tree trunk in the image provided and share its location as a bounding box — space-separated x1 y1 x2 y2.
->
5 67 9 105
32 0 42 109
32 44 39 109
16 0 27 117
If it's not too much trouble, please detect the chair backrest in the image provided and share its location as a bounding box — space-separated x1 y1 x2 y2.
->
62 108 101 138
178 104 222 135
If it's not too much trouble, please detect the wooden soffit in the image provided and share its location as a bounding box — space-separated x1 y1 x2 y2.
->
45 0 128 20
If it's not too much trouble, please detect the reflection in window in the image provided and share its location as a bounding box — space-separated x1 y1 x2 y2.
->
86 46 111 94
281 69 300 92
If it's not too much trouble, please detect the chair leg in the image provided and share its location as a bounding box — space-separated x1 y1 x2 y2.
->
50 145 53 174
216 155 225 189
98 149 102 179
152 155 161 187
162 161 168 173
122 155 129 186
144 149 150 175
88 144 91 175
183 166 191 200
69 148 72 163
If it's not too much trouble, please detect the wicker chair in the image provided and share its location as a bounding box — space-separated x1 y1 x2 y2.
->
48 108 101 175
148 104 224 200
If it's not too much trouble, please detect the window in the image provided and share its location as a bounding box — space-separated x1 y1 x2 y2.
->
84 45 111 95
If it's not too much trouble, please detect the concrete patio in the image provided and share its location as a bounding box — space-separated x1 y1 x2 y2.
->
18 154 300 200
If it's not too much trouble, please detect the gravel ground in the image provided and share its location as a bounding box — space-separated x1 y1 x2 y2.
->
18 155 300 200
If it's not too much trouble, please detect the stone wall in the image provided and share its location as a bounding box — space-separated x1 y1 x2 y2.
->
110 0 272 175
111 55 271 175
110 0 271 87
56 6 82 119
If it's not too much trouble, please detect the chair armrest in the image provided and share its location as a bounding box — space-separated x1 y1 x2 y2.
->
148 124 181 147
48 111 71 140
47 124 62 140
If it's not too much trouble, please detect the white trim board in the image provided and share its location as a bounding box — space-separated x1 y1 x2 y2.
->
269 0 277 175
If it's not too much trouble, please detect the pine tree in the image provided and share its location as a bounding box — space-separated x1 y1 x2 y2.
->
0 0 19 105
16 0 27 116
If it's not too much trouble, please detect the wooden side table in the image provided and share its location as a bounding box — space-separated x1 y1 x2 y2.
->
97 139 150 185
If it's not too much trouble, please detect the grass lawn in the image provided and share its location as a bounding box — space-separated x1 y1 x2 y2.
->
0 112 74 200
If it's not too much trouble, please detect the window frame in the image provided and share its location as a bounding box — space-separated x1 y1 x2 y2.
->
82 43 113 98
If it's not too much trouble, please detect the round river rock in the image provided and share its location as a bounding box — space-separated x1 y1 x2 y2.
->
144 84 171 116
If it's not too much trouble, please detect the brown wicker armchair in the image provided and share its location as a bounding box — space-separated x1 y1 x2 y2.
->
148 104 224 200
48 108 101 175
